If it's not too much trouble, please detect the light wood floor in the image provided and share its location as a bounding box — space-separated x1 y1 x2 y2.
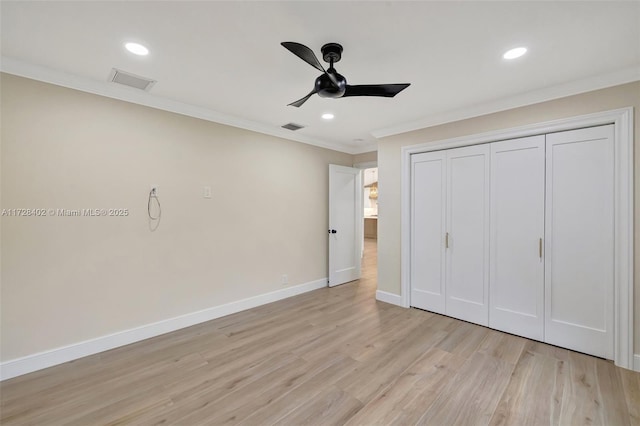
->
2 238 639 425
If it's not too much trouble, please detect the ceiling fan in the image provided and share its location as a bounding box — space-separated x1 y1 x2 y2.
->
281 42 411 107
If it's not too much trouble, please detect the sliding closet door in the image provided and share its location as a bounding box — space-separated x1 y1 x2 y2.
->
489 136 545 340
410 151 446 314
445 144 490 326
545 125 614 359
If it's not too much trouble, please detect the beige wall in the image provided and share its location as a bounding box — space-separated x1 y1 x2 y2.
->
378 81 640 353
0 74 353 361
353 150 377 165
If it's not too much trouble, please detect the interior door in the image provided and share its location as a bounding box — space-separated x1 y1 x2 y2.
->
445 144 490 325
489 135 545 340
410 151 446 314
445 144 490 326
544 125 614 359
329 164 362 287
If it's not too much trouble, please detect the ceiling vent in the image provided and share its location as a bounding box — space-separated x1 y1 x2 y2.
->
281 122 305 131
108 68 156 91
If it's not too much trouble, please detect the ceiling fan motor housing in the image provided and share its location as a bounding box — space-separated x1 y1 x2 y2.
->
315 72 346 98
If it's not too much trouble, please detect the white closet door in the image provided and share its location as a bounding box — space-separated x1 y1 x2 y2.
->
445 144 490 326
489 136 545 340
410 151 446 314
545 125 614 359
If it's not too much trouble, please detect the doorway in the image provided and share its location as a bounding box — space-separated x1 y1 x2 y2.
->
363 167 378 241
362 167 378 284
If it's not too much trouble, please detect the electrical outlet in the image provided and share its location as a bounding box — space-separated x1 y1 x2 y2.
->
203 186 212 199
281 274 288 285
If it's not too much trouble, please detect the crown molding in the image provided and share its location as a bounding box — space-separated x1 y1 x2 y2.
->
0 56 365 155
372 65 640 139
6 56 635 154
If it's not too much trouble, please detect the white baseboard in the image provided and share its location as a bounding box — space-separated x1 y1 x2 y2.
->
376 290 404 307
634 354 640 372
0 278 327 381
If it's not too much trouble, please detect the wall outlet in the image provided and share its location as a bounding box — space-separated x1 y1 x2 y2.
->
281 274 288 285
203 186 212 199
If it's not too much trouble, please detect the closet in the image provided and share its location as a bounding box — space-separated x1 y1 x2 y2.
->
410 124 614 359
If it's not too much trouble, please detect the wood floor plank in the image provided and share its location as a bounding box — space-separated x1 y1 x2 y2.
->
435 319 492 359
1 239 637 425
557 351 608 425
238 353 360 426
417 352 515 425
140 352 303 425
596 359 631 426
336 323 448 404
153 354 311 425
171 352 351 425
342 309 434 362
619 366 640 425
489 348 565 426
345 347 467 425
272 386 364 426
477 329 526 365
2 351 207 425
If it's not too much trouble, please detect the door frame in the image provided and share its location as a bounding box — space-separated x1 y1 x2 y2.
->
328 164 363 287
400 107 634 370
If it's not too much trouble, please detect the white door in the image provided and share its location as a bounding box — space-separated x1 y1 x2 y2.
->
445 144 490 326
329 164 362 287
410 151 447 314
544 125 614 359
489 136 545 340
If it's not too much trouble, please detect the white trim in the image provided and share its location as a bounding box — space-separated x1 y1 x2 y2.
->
0 56 374 155
400 107 634 369
634 354 640 372
376 290 403 307
0 278 327 381
374 66 640 138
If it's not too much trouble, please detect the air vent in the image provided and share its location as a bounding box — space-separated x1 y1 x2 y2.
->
108 68 156 91
281 123 305 131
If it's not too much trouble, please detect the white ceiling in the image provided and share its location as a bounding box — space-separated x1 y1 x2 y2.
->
2 1 639 154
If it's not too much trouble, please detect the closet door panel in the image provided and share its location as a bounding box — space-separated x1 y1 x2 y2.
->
410 151 446 313
545 125 614 359
445 144 490 326
489 136 545 340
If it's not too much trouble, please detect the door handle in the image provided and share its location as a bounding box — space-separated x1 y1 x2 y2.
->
445 232 449 249
539 238 543 259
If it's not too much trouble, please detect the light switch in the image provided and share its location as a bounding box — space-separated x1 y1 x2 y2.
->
203 186 212 199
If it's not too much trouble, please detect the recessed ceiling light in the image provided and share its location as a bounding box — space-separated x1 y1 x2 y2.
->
503 47 527 60
125 42 149 56
322 113 335 120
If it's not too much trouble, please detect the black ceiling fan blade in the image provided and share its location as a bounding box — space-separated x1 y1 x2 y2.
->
281 42 340 88
281 42 325 73
343 83 411 98
287 90 317 108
